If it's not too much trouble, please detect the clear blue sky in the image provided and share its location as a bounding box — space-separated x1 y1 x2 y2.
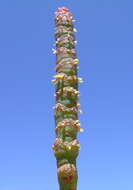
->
0 0 133 190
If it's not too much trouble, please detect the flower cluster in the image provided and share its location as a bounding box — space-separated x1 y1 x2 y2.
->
55 60 75 72
52 47 76 55
52 138 63 151
52 74 83 84
63 86 79 95
55 26 73 37
55 7 73 24
67 139 80 150
56 86 79 98
53 103 79 114
55 58 78 72
51 73 67 83
56 118 83 132
56 47 76 56
52 138 80 152
56 33 74 45
57 163 77 184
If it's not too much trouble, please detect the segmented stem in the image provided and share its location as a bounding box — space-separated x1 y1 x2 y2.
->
52 7 83 190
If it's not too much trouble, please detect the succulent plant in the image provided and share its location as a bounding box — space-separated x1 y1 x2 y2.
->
52 7 83 190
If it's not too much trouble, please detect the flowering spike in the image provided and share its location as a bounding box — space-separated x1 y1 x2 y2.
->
52 8 83 190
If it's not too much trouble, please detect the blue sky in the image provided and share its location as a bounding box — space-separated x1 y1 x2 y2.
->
0 0 133 190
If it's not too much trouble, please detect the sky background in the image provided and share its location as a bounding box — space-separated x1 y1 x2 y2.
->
0 0 133 190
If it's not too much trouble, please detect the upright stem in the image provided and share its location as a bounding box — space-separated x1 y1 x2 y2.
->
52 7 83 190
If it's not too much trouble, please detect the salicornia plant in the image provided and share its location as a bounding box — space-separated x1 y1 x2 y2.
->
52 7 83 190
